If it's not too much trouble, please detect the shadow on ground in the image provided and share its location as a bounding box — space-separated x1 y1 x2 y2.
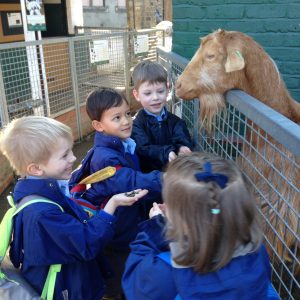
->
0 133 95 220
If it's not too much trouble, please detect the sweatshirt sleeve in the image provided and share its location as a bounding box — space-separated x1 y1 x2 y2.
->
88 155 162 204
170 117 193 152
132 120 175 168
122 216 177 300
13 204 117 266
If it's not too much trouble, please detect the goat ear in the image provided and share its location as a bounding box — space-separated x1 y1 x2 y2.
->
225 50 245 73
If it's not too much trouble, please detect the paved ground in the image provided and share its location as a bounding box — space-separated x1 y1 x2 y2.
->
0 133 95 220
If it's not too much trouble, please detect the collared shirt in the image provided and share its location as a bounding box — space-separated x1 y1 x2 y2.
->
143 107 166 121
57 179 71 197
122 137 136 155
27 175 71 198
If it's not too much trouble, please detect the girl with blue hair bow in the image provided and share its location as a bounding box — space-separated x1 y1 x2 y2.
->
122 152 279 300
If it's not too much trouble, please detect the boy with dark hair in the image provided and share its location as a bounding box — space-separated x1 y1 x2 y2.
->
69 87 162 299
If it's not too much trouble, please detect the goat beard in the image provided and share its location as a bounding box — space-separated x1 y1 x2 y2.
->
199 93 226 133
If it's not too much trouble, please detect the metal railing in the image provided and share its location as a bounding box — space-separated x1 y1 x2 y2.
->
0 29 164 138
74 26 129 35
158 46 300 300
1 31 299 299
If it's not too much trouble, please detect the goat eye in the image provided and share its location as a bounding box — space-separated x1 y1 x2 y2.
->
206 54 215 60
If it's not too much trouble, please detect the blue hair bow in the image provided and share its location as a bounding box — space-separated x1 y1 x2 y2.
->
194 162 228 189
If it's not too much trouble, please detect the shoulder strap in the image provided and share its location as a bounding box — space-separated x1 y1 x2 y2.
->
0 195 64 300
69 146 96 186
14 199 64 216
0 196 18 262
157 252 181 300
41 264 62 300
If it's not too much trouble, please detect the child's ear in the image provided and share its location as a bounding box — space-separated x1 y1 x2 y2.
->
27 163 43 177
92 120 104 132
132 89 140 102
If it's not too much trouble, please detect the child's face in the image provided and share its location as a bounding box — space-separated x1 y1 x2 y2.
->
133 81 168 115
94 100 132 140
39 138 76 180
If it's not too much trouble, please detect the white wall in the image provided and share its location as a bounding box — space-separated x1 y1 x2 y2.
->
83 0 127 28
66 0 84 34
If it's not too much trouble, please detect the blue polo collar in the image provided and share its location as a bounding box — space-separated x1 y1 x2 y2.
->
143 107 166 121
122 138 136 154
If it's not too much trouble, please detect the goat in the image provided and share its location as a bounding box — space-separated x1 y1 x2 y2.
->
175 29 300 267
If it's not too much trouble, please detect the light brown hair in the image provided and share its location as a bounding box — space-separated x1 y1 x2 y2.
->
132 60 168 90
163 152 262 273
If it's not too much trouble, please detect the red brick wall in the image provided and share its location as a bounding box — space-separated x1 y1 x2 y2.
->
55 106 94 140
0 153 14 195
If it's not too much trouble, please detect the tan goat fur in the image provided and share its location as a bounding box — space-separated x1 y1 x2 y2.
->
175 29 300 265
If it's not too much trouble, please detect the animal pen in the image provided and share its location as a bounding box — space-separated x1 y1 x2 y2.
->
157 46 300 300
0 30 299 299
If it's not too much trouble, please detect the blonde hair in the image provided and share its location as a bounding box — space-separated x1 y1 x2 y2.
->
163 152 262 273
0 116 73 176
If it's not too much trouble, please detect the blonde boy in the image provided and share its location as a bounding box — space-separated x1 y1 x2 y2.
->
0 116 147 300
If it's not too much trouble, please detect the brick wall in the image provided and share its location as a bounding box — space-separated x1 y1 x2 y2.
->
0 106 94 194
0 153 14 195
172 0 300 101
127 0 163 29
55 106 94 141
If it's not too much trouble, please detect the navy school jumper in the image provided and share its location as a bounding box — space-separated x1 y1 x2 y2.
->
132 108 193 172
123 216 272 300
69 132 162 251
10 178 116 300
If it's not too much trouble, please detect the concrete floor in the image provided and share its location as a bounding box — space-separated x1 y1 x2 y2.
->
0 133 95 220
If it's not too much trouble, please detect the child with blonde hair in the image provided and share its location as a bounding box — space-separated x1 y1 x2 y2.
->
123 152 276 300
0 116 148 300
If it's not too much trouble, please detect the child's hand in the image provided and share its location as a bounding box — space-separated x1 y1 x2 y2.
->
168 151 177 162
149 202 165 219
178 146 192 155
104 189 148 215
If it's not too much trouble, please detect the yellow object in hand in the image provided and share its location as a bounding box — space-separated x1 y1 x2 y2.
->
78 166 116 184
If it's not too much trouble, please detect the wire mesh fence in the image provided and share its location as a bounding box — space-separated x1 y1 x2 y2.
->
1 30 299 299
0 29 164 137
0 38 75 124
158 46 300 300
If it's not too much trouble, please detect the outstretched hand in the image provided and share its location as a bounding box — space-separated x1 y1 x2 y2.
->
104 189 149 215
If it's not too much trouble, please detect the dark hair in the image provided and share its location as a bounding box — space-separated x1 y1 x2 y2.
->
132 60 168 89
86 87 128 121
163 152 262 273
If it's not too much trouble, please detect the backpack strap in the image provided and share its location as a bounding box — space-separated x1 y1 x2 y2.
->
0 195 64 300
41 264 62 300
0 196 18 262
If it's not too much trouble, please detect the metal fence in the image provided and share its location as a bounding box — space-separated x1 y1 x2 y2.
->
0 29 164 138
1 30 299 299
158 46 300 300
